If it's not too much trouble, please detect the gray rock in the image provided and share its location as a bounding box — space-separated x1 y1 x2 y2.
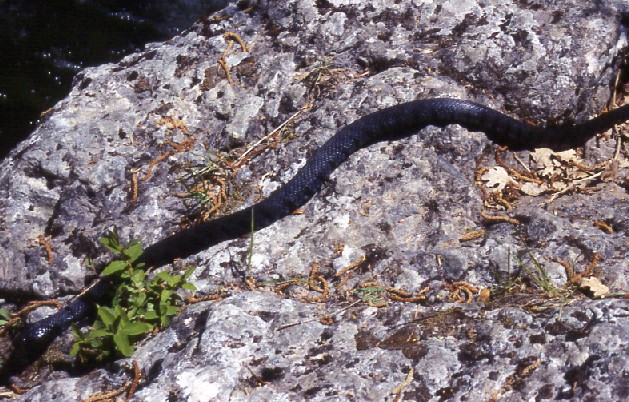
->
1 0 627 400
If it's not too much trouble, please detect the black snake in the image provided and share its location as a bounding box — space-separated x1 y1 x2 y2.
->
2 97 629 382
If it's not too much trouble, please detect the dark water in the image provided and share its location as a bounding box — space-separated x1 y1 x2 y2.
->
0 0 221 159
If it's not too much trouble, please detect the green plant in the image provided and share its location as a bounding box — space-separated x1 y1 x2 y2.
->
71 228 196 361
247 208 255 270
516 250 566 299
177 155 223 210
353 285 387 305
0 307 10 326
491 248 522 295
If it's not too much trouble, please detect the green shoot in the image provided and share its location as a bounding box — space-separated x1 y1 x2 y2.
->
71 228 196 362
0 307 10 327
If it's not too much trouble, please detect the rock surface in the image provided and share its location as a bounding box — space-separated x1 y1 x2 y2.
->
0 0 627 400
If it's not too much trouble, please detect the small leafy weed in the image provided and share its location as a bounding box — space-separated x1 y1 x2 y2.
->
517 251 566 299
71 228 196 362
247 208 255 271
0 307 10 326
353 285 387 305
177 155 224 211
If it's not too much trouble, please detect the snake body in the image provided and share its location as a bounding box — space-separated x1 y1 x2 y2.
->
4 98 629 380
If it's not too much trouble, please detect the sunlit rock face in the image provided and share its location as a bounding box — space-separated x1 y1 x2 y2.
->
0 1 627 400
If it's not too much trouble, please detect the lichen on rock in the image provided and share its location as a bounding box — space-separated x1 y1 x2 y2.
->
0 0 627 400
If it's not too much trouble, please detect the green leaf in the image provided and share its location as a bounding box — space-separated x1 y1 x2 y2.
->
118 283 137 296
165 305 180 316
160 289 173 303
128 306 139 318
84 328 113 339
143 310 159 320
102 260 127 276
122 322 153 336
92 320 106 331
70 324 83 339
131 270 146 285
167 275 182 287
114 304 125 316
124 241 143 262
119 269 132 279
87 337 104 348
131 292 147 308
97 306 118 326
100 228 121 254
154 271 171 283
183 267 196 279
69 342 81 357
113 331 133 357
182 283 197 291
100 238 118 254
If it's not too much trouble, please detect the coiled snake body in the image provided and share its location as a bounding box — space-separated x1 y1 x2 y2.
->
3 98 629 381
